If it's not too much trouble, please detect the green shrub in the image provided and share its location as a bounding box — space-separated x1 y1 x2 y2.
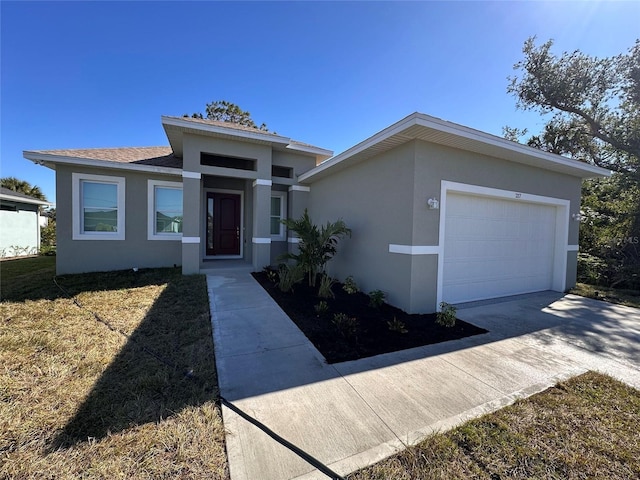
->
279 209 351 287
332 313 358 339
368 290 386 308
318 274 336 299
277 264 304 293
39 245 56 256
314 301 329 316
262 266 278 283
436 302 457 327
342 276 359 294
387 316 408 334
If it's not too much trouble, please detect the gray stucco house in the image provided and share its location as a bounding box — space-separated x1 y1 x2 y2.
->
0 187 51 258
24 113 610 313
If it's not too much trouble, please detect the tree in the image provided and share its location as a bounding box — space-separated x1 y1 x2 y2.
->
1 177 47 201
507 38 640 288
280 209 351 287
184 100 269 131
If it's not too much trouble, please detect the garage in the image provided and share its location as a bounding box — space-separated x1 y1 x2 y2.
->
442 192 560 304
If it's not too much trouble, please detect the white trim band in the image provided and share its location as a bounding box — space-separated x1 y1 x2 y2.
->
252 179 272 187
288 237 301 244
182 171 201 179
289 185 310 192
389 244 440 255
567 245 579 251
181 237 200 244
252 237 272 244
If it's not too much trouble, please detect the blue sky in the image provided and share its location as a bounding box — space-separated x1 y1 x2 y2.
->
2 1 639 205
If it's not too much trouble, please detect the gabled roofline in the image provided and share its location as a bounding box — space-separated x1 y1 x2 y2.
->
23 151 182 176
161 116 333 161
0 191 51 206
299 112 611 183
161 115 292 144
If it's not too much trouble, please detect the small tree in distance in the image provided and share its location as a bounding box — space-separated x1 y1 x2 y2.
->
184 100 270 131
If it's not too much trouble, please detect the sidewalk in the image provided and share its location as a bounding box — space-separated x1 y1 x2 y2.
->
208 272 640 480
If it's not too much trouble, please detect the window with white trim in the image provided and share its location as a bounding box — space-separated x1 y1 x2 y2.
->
270 192 287 241
148 180 183 240
72 173 125 240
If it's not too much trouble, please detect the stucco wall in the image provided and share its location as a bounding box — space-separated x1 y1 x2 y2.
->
308 139 584 314
308 141 417 310
0 204 40 257
55 164 182 275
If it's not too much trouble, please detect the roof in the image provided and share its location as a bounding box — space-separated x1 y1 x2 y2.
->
298 112 612 183
23 146 182 175
161 116 333 162
0 187 51 206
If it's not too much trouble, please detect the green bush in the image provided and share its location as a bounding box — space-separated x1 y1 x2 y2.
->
387 316 408 334
318 274 335 299
279 209 351 287
332 313 358 339
368 290 385 308
314 301 329 316
342 276 359 294
277 264 304 293
436 302 457 327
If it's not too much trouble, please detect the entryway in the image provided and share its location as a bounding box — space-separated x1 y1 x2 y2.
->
206 192 241 257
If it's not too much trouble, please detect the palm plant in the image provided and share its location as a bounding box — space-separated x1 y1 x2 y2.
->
280 209 351 287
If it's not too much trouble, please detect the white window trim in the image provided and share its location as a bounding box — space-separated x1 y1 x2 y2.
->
147 179 183 241
72 173 126 241
270 191 287 241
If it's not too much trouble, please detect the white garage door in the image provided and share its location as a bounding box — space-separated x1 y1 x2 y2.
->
443 193 557 304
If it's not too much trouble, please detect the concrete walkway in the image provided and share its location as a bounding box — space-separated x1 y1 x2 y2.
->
208 271 640 480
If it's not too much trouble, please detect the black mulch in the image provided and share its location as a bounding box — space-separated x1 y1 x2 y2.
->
252 271 488 363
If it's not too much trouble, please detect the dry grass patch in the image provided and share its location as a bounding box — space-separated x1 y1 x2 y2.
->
570 282 640 309
348 372 640 480
0 261 228 479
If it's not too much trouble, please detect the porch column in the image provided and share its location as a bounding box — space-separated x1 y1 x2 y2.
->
252 179 272 270
287 185 310 256
182 172 202 274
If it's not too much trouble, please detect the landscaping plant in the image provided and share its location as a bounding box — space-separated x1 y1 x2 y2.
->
368 289 385 308
314 301 329 317
277 264 304 293
436 301 457 327
387 316 408 334
332 313 358 339
342 276 359 294
280 209 351 287
318 274 336 299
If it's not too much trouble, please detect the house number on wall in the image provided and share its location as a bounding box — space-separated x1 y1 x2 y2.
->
515 193 522 199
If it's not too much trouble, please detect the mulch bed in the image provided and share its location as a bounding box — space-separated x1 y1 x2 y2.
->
252 271 488 363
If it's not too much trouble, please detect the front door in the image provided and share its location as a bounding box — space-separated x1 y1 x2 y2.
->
206 192 241 256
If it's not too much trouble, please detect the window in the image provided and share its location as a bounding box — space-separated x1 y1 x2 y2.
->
271 165 293 179
270 192 287 241
148 180 183 240
72 173 125 240
201 152 256 171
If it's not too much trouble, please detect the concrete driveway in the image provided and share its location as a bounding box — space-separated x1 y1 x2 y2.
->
208 273 640 480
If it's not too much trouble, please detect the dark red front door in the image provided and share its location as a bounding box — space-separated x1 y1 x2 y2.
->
206 193 241 256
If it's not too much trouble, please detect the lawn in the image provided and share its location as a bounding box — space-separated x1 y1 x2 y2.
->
571 282 640 308
0 257 228 479
347 371 640 480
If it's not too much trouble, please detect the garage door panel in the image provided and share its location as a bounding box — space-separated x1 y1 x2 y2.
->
443 193 557 304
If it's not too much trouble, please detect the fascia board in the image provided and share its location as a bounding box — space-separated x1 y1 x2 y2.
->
0 193 52 206
161 116 292 145
285 143 333 159
299 113 419 182
413 114 611 178
300 112 611 182
23 151 182 176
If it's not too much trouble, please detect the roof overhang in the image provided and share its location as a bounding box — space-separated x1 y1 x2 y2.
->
299 112 612 183
0 192 51 206
161 116 333 162
23 151 181 176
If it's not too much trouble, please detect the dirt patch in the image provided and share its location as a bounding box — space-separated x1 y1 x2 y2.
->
252 271 488 363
